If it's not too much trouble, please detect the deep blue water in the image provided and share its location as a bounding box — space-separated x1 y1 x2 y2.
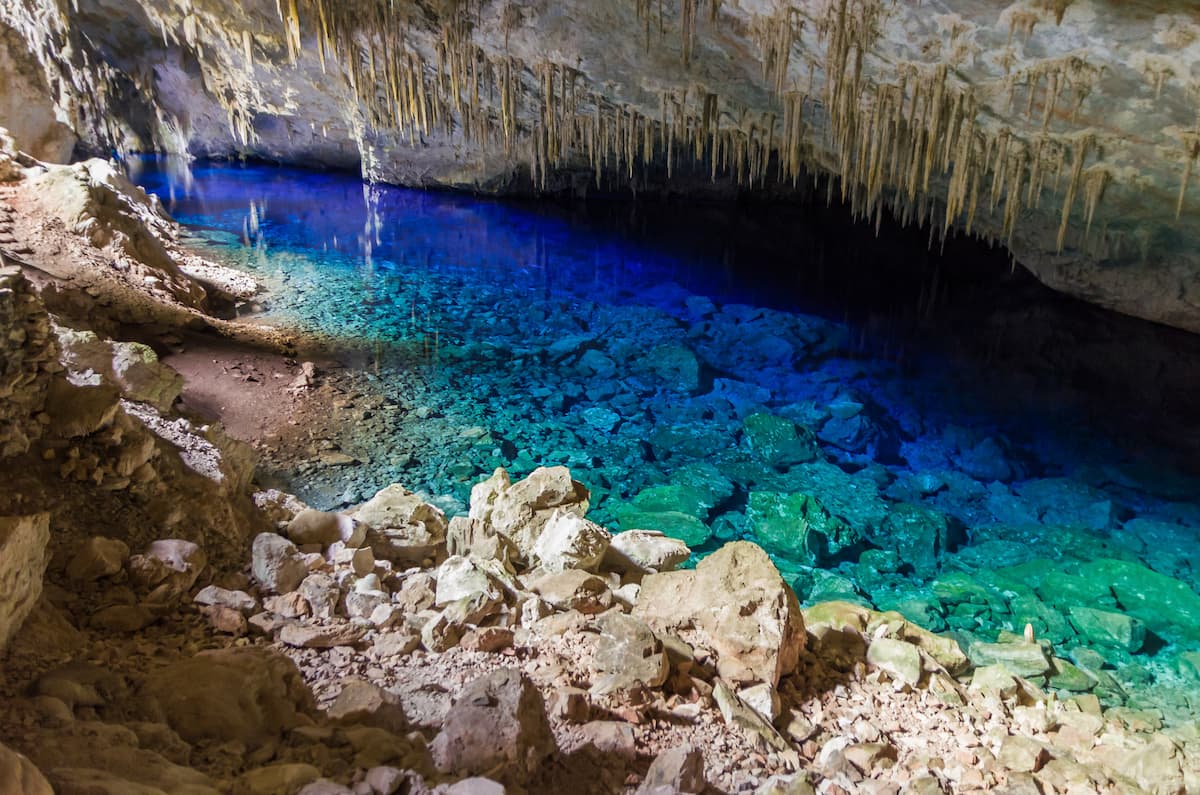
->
131 156 1200 724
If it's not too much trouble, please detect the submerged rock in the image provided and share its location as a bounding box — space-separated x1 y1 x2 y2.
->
745 491 858 565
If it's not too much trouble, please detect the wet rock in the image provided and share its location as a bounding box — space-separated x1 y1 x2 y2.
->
603 530 691 575
66 536 130 582
251 532 308 594
0 740 52 795
746 491 858 565
531 510 610 572
356 484 448 564
1067 605 1146 652
637 745 706 795
742 413 818 466
872 503 950 578
634 541 804 686
639 343 700 392
968 640 1052 680
1079 558 1200 642
430 668 554 785
592 612 668 694
614 507 712 547
0 513 50 650
631 483 712 519
138 647 316 749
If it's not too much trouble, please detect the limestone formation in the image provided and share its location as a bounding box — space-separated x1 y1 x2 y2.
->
0 513 50 651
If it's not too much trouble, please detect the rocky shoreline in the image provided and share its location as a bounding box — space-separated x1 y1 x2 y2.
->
0 140 1199 794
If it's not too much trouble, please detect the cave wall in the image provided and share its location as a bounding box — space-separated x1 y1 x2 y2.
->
4 0 1200 333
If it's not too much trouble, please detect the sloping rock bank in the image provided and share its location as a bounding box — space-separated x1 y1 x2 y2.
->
1 134 1199 794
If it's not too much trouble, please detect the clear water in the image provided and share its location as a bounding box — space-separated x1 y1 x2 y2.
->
131 156 1200 724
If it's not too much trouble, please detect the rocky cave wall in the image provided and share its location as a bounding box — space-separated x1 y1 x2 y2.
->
4 0 1200 333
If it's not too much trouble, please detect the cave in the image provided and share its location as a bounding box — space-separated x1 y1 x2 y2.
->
2 1 1200 793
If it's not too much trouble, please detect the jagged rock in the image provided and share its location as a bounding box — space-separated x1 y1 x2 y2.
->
0 513 50 650
132 539 207 594
421 609 467 652
54 327 184 412
530 510 610 572
395 572 438 614
0 741 52 795
603 530 692 575
737 682 781 724
436 555 504 607
430 668 554 785
866 637 923 687
460 626 515 653
346 575 391 622
356 484 448 565
483 467 590 558
138 647 316 749
193 585 258 614
634 541 804 687
251 532 308 594
298 572 339 620
637 746 706 795
592 612 668 694
528 569 611 614
712 679 792 754
638 343 700 392
66 536 130 582
577 721 637 758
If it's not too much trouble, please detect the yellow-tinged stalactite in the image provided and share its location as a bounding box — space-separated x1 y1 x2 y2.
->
1057 134 1093 253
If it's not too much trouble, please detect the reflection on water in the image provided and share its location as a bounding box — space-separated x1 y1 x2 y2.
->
133 156 1200 726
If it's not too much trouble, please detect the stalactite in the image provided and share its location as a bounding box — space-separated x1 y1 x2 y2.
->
1057 134 1093 252
1081 166 1109 237
1177 137 1200 220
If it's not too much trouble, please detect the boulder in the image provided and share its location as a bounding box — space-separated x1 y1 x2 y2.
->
1067 606 1146 653
742 413 818 466
287 509 346 547
866 637 922 687
615 507 712 548
482 467 590 557
871 504 950 578
0 513 50 651
603 530 691 574
326 678 409 733
1079 558 1200 642
746 491 858 565
251 533 307 595
968 640 1052 680
66 537 130 582
592 612 668 694
430 668 554 785
634 541 805 686
531 510 610 572
132 539 207 594
356 485 448 564
529 569 611 614
138 647 316 749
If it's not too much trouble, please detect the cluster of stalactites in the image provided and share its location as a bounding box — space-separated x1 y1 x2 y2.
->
259 0 1196 257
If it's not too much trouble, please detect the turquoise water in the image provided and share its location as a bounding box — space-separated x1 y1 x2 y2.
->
132 157 1200 724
